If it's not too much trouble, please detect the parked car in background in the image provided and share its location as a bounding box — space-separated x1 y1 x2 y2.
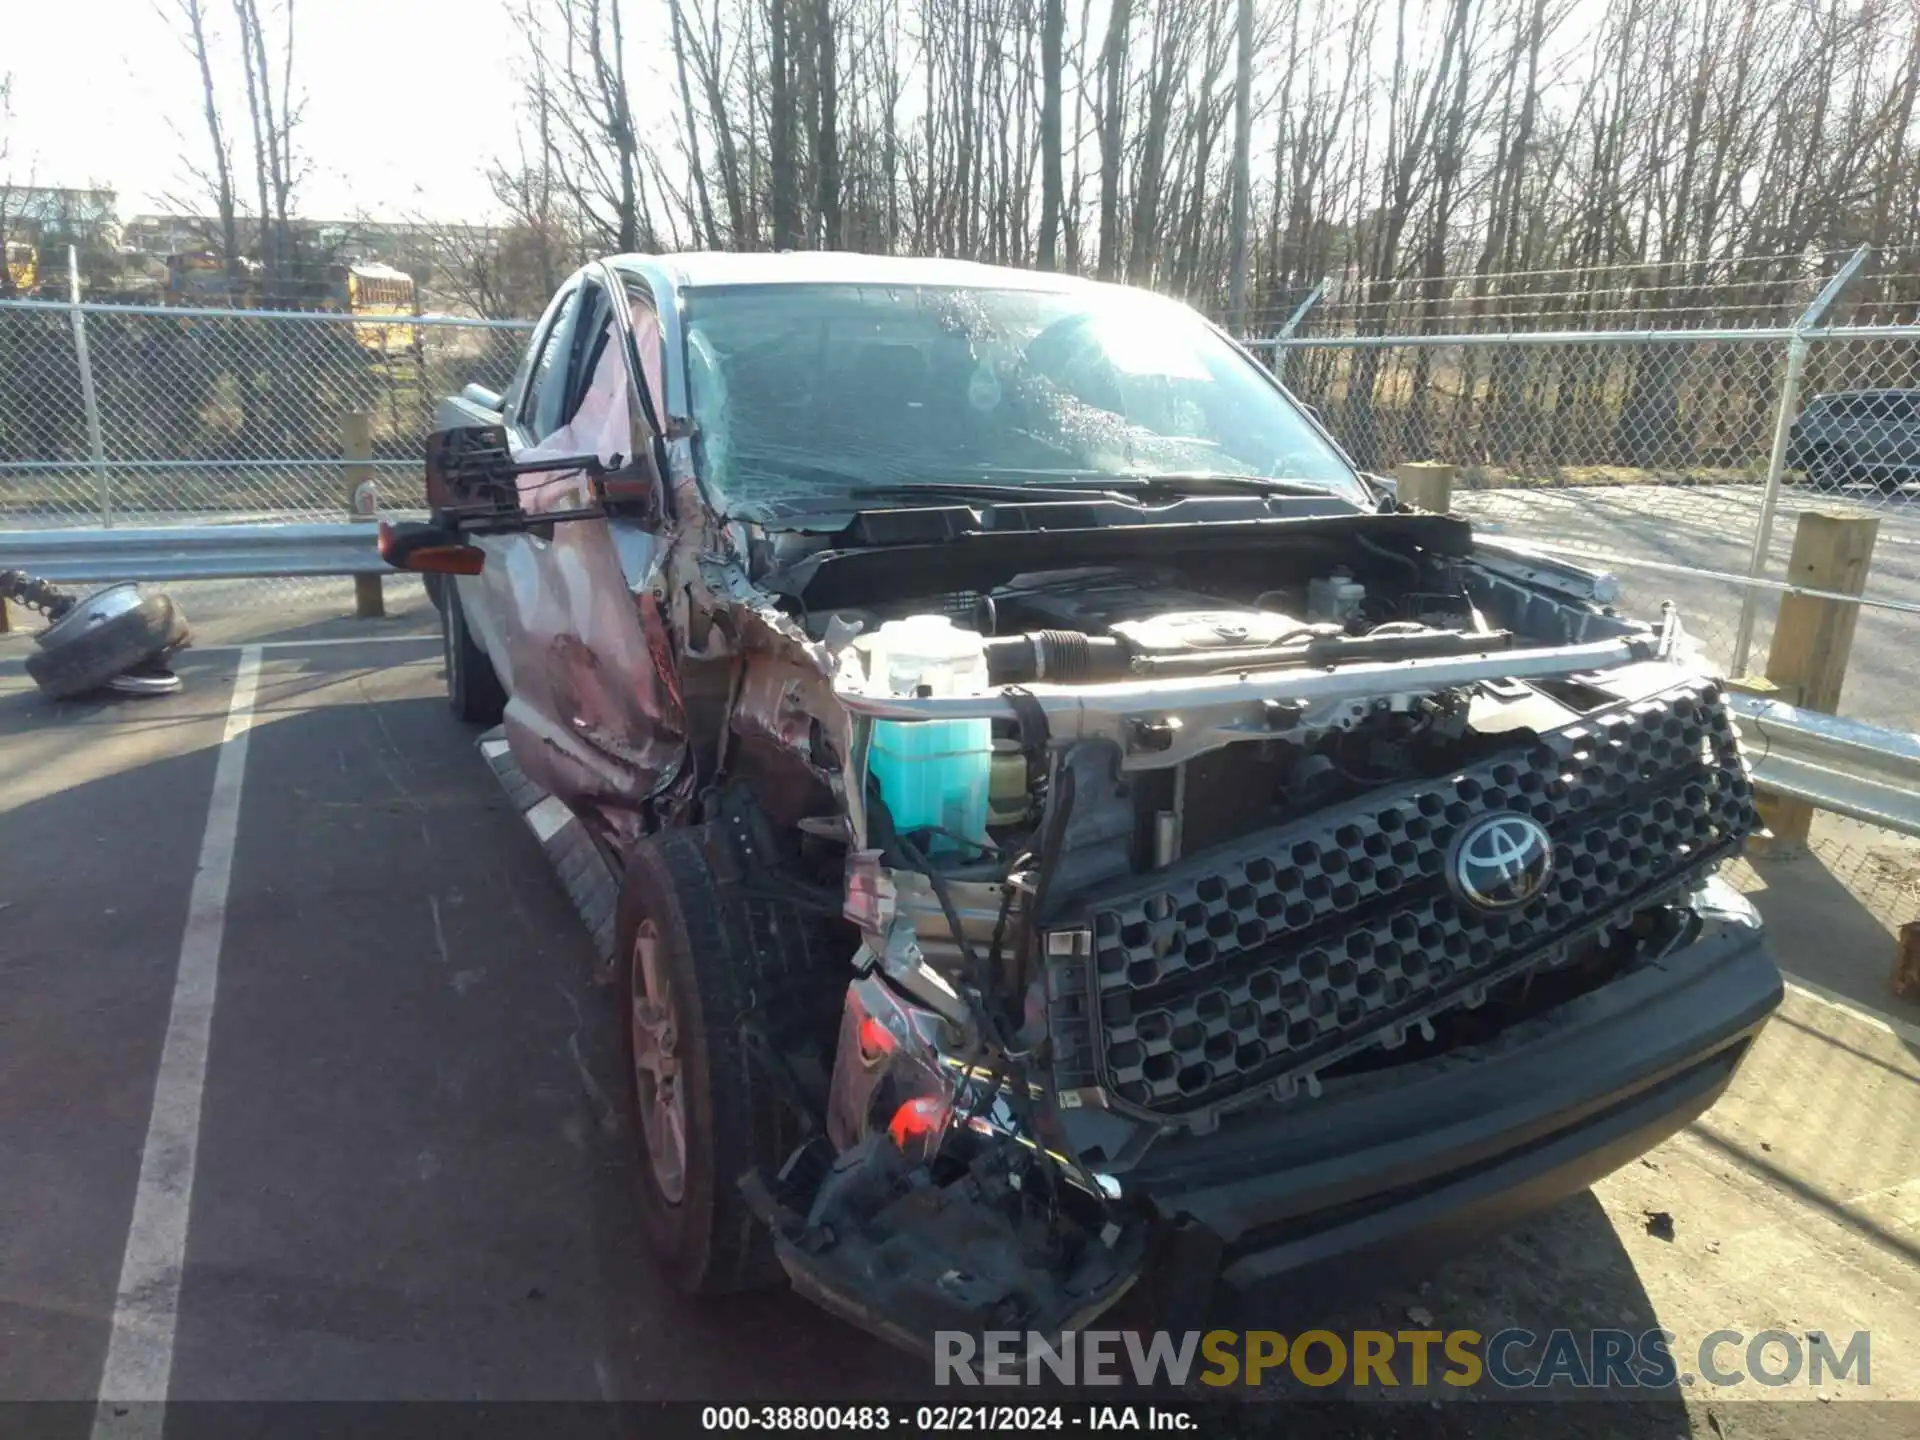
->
380 252 1782 1356
1788 388 1920 490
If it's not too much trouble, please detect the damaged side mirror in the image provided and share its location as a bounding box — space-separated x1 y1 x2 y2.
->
423 423 644 531
425 423 517 510
378 519 486 575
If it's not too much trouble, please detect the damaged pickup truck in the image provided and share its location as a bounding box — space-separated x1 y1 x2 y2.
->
382 252 1783 1354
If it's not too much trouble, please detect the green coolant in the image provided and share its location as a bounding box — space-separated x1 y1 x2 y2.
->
862 615 995 856
869 717 993 854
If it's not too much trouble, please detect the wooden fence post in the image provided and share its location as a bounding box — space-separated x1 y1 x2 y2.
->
1750 508 1880 852
1394 461 1457 513
342 409 385 619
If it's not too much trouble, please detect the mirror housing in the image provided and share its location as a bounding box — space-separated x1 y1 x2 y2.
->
378 519 486 575
425 424 516 510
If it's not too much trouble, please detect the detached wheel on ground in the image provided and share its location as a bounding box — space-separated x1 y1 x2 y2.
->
441 581 506 724
615 825 845 1295
24 586 191 701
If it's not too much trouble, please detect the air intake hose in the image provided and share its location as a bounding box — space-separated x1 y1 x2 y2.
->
982 629 1128 685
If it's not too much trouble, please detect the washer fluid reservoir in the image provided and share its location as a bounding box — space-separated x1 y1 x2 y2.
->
864 615 993 856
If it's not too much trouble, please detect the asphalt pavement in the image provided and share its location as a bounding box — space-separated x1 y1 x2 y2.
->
0 639 913 1406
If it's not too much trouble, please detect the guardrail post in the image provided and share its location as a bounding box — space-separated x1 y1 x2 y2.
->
342 410 384 618
1393 462 1456 513
1751 508 1879 852
1896 923 1920 1002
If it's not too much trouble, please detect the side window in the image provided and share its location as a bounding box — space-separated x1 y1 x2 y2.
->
556 281 613 431
514 283 581 440
621 275 667 438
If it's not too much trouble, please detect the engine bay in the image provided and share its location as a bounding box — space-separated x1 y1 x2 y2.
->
735 515 1751 1353
808 539 1643 880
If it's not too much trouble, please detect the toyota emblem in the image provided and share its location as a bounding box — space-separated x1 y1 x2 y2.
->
1448 813 1554 910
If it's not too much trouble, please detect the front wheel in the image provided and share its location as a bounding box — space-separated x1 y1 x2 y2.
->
441 581 506 725
615 826 846 1295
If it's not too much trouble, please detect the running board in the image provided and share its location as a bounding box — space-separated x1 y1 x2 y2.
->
479 726 620 981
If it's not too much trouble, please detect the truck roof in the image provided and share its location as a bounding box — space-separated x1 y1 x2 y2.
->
607 249 1100 294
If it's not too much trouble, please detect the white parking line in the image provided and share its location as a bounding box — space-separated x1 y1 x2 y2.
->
91 646 262 1435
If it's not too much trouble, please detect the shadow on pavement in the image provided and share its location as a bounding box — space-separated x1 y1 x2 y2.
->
1738 834 1920 1032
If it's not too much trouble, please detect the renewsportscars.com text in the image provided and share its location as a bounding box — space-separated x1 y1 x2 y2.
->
934 1328 1872 1391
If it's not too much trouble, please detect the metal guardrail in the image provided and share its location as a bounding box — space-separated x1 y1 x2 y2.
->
1730 693 1920 839
0 523 385 583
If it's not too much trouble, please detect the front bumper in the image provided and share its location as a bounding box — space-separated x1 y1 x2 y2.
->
1118 913 1781 1285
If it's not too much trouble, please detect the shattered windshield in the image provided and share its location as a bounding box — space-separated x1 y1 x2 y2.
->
681 282 1366 514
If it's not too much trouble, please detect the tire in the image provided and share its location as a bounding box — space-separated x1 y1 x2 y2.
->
24 594 190 701
615 825 846 1295
442 582 506 725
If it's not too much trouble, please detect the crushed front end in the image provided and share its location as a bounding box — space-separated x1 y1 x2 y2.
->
736 513 1771 1354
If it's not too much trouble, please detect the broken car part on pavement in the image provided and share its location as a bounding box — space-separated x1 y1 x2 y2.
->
2 570 190 699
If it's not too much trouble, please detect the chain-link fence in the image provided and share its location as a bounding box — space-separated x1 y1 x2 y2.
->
0 297 533 527
1252 252 1920 735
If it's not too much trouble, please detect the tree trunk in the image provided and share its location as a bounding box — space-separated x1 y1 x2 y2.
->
1227 0 1252 330
1038 0 1064 270
769 0 801 248
668 0 720 248
1096 0 1132 280
816 0 840 247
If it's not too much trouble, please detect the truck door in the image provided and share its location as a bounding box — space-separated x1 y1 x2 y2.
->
479 270 681 844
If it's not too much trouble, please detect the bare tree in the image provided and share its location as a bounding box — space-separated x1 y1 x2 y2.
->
1094 0 1132 279
228 0 303 290
513 0 658 253
769 0 801 246
0 72 25 298
486 0 1920 328
1226 0 1251 326
1037 0 1064 268
162 0 241 279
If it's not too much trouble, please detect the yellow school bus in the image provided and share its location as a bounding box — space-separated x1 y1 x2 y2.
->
4 239 37 294
329 262 418 352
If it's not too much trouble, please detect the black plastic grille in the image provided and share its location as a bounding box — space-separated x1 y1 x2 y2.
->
1060 679 1754 1115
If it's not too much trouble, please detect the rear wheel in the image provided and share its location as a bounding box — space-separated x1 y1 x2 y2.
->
615 825 845 1295
441 581 506 725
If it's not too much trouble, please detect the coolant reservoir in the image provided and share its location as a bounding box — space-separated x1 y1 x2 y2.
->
1308 568 1366 624
865 615 993 855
